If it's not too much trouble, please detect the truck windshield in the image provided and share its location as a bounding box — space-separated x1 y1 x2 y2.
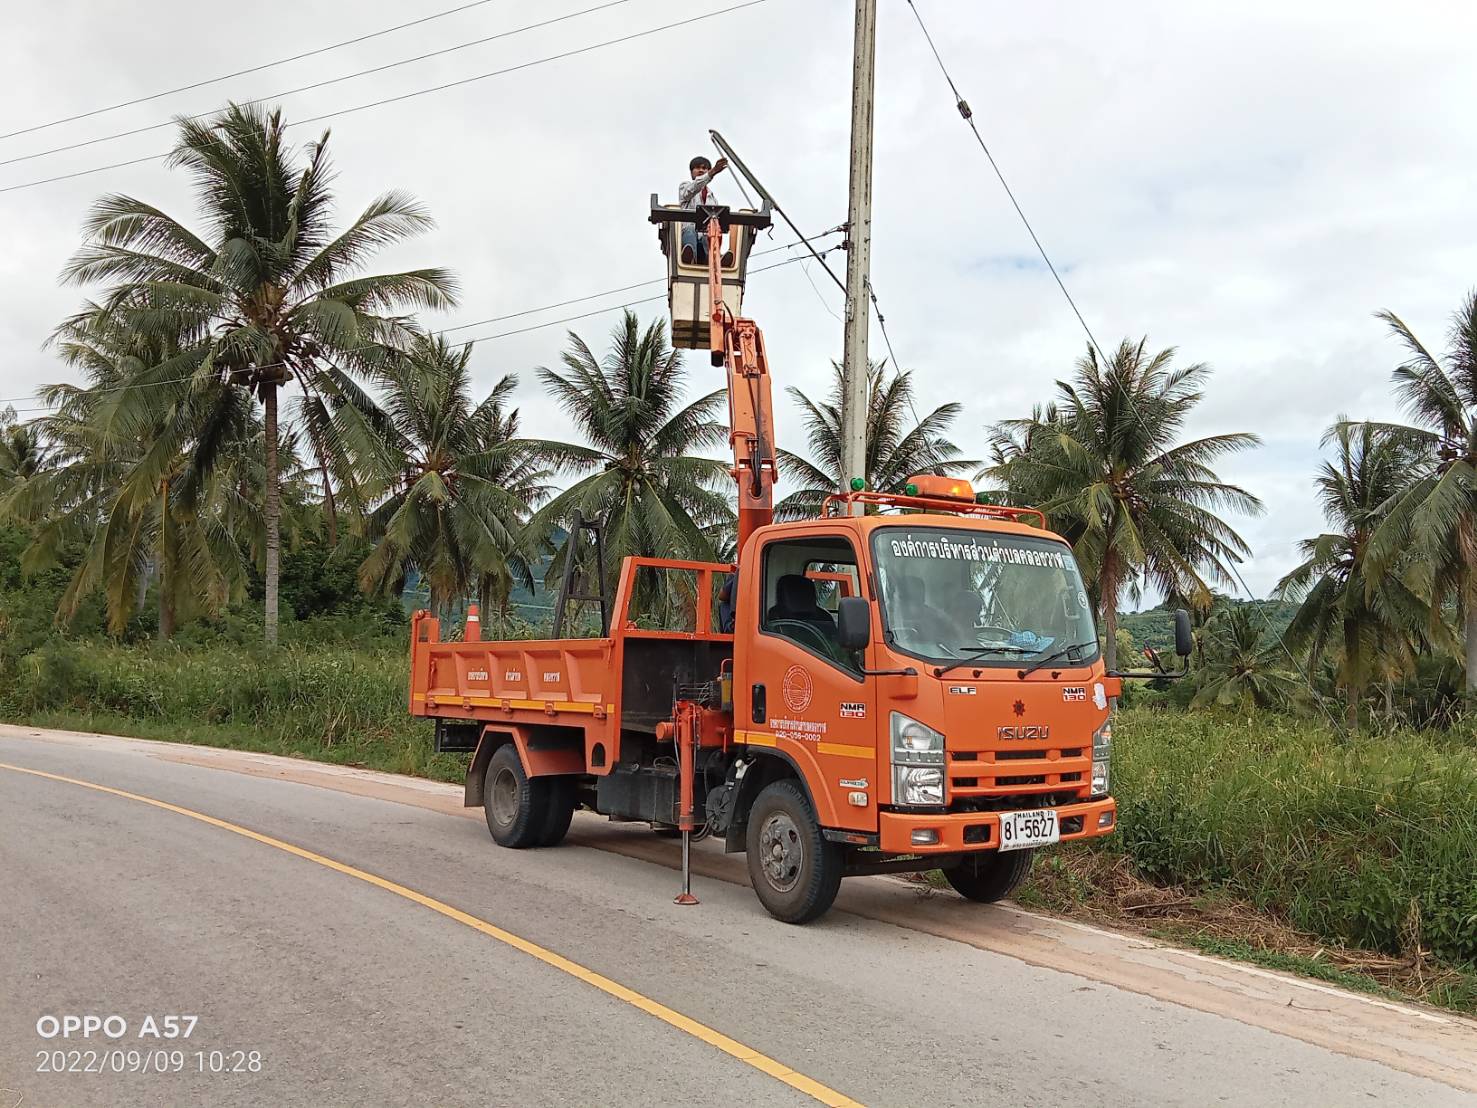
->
871 527 1099 666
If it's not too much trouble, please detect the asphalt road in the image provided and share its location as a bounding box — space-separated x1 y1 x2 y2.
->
2 727 1474 1107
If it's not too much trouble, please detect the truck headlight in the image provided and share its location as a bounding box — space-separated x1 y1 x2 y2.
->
891 712 944 765
894 766 944 806
1091 720 1112 797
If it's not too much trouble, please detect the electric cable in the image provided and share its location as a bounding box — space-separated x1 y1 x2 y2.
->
905 0 1343 730
0 0 771 197
0 230 842 412
0 0 641 170
0 0 508 143
708 129 846 296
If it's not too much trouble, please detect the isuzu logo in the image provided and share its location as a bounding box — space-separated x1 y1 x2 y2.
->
997 724 1050 741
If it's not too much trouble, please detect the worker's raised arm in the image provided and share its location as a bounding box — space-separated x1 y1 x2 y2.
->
677 158 728 206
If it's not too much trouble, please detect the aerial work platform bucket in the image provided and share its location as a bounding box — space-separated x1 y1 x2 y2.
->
649 197 772 353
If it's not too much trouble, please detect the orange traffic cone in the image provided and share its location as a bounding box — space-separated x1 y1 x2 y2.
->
464 603 481 642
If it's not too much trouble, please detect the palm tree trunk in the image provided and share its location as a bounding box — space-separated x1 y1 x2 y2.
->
1346 683 1358 731
1465 601 1477 698
321 463 338 546
1100 554 1119 672
263 384 281 646
158 584 175 640
158 478 174 641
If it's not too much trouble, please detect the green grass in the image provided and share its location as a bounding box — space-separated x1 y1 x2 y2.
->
1107 708 1477 967
2 638 460 782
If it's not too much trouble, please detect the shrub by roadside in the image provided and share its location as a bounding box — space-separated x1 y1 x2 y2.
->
1105 708 1477 968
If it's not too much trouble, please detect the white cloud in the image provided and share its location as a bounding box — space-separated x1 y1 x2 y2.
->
2 0 1473 597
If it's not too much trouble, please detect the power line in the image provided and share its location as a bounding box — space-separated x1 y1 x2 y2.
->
0 0 641 170
0 230 841 411
0 0 771 197
457 244 843 346
708 127 927 428
441 228 841 334
904 0 1343 729
0 0 506 143
903 0 1109 368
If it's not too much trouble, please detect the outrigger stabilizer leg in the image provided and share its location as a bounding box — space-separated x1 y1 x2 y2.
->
665 702 702 905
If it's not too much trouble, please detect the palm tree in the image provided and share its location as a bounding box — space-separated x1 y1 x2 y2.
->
2 310 304 637
986 339 1262 669
1190 605 1300 712
355 335 550 615
0 408 54 489
775 360 973 519
1278 420 1442 725
59 102 457 643
1364 293 1477 695
528 312 732 614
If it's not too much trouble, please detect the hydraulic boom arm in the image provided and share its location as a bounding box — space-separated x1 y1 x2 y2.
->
649 200 777 556
705 214 777 553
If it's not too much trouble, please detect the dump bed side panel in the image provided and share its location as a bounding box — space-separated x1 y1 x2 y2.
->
409 613 621 771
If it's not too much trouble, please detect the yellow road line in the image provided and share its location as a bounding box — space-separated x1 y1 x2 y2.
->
0 761 862 1108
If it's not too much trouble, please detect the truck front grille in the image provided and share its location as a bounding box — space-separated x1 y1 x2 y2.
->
945 744 1092 804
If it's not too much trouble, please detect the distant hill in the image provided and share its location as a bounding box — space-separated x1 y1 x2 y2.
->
1121 597 1298 651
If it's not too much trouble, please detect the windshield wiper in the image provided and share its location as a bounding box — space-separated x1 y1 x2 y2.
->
932 644 1036 678
1016 641 1098 679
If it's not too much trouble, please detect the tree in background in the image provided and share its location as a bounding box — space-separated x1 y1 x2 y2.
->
355 335 550 616
775 360 973 519
986 340 1262 670
2 316 269 637
1190 605 1300 713
0 407 54 491
528 312 732 615
1279 420 1443 726
58 103 457 644
1363 294 1477 697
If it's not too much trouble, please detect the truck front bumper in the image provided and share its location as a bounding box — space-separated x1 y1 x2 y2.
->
877 797 1116 855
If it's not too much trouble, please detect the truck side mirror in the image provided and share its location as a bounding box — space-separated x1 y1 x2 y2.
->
837 596 871 650
1173 608 1193 657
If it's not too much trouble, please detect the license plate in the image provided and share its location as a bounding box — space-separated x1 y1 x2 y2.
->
999 808 1059 851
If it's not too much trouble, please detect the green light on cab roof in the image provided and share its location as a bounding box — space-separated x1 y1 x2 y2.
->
849 477 866 492
976 491 995 505
904 483 918 496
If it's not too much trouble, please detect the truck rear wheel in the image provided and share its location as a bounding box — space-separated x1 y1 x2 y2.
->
745 780 843 924
484 744 547 849
942 849 1034 903
538 777 576 847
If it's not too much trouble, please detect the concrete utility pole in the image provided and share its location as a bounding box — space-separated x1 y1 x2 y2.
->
840 0 877 509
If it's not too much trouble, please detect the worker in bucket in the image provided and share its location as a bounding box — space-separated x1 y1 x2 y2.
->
677 154 734 268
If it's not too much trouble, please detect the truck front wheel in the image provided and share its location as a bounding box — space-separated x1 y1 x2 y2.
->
942 849 1034 902
745 780 843 924
484 744 548 848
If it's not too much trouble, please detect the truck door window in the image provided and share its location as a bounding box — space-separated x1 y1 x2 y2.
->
760 536 863 676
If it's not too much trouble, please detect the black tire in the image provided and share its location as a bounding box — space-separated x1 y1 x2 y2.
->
744 780 843 924
942 849 1034 903
483 744 548 848
537 776 576 847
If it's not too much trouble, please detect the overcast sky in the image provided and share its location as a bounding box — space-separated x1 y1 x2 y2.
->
3 0 1474 602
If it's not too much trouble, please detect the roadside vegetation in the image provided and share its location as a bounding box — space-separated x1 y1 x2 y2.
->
3 103 1475 1013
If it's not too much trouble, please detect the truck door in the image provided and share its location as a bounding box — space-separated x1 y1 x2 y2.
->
738 532 877 832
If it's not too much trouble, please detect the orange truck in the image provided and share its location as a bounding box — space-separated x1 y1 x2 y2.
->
410 200 1191 923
